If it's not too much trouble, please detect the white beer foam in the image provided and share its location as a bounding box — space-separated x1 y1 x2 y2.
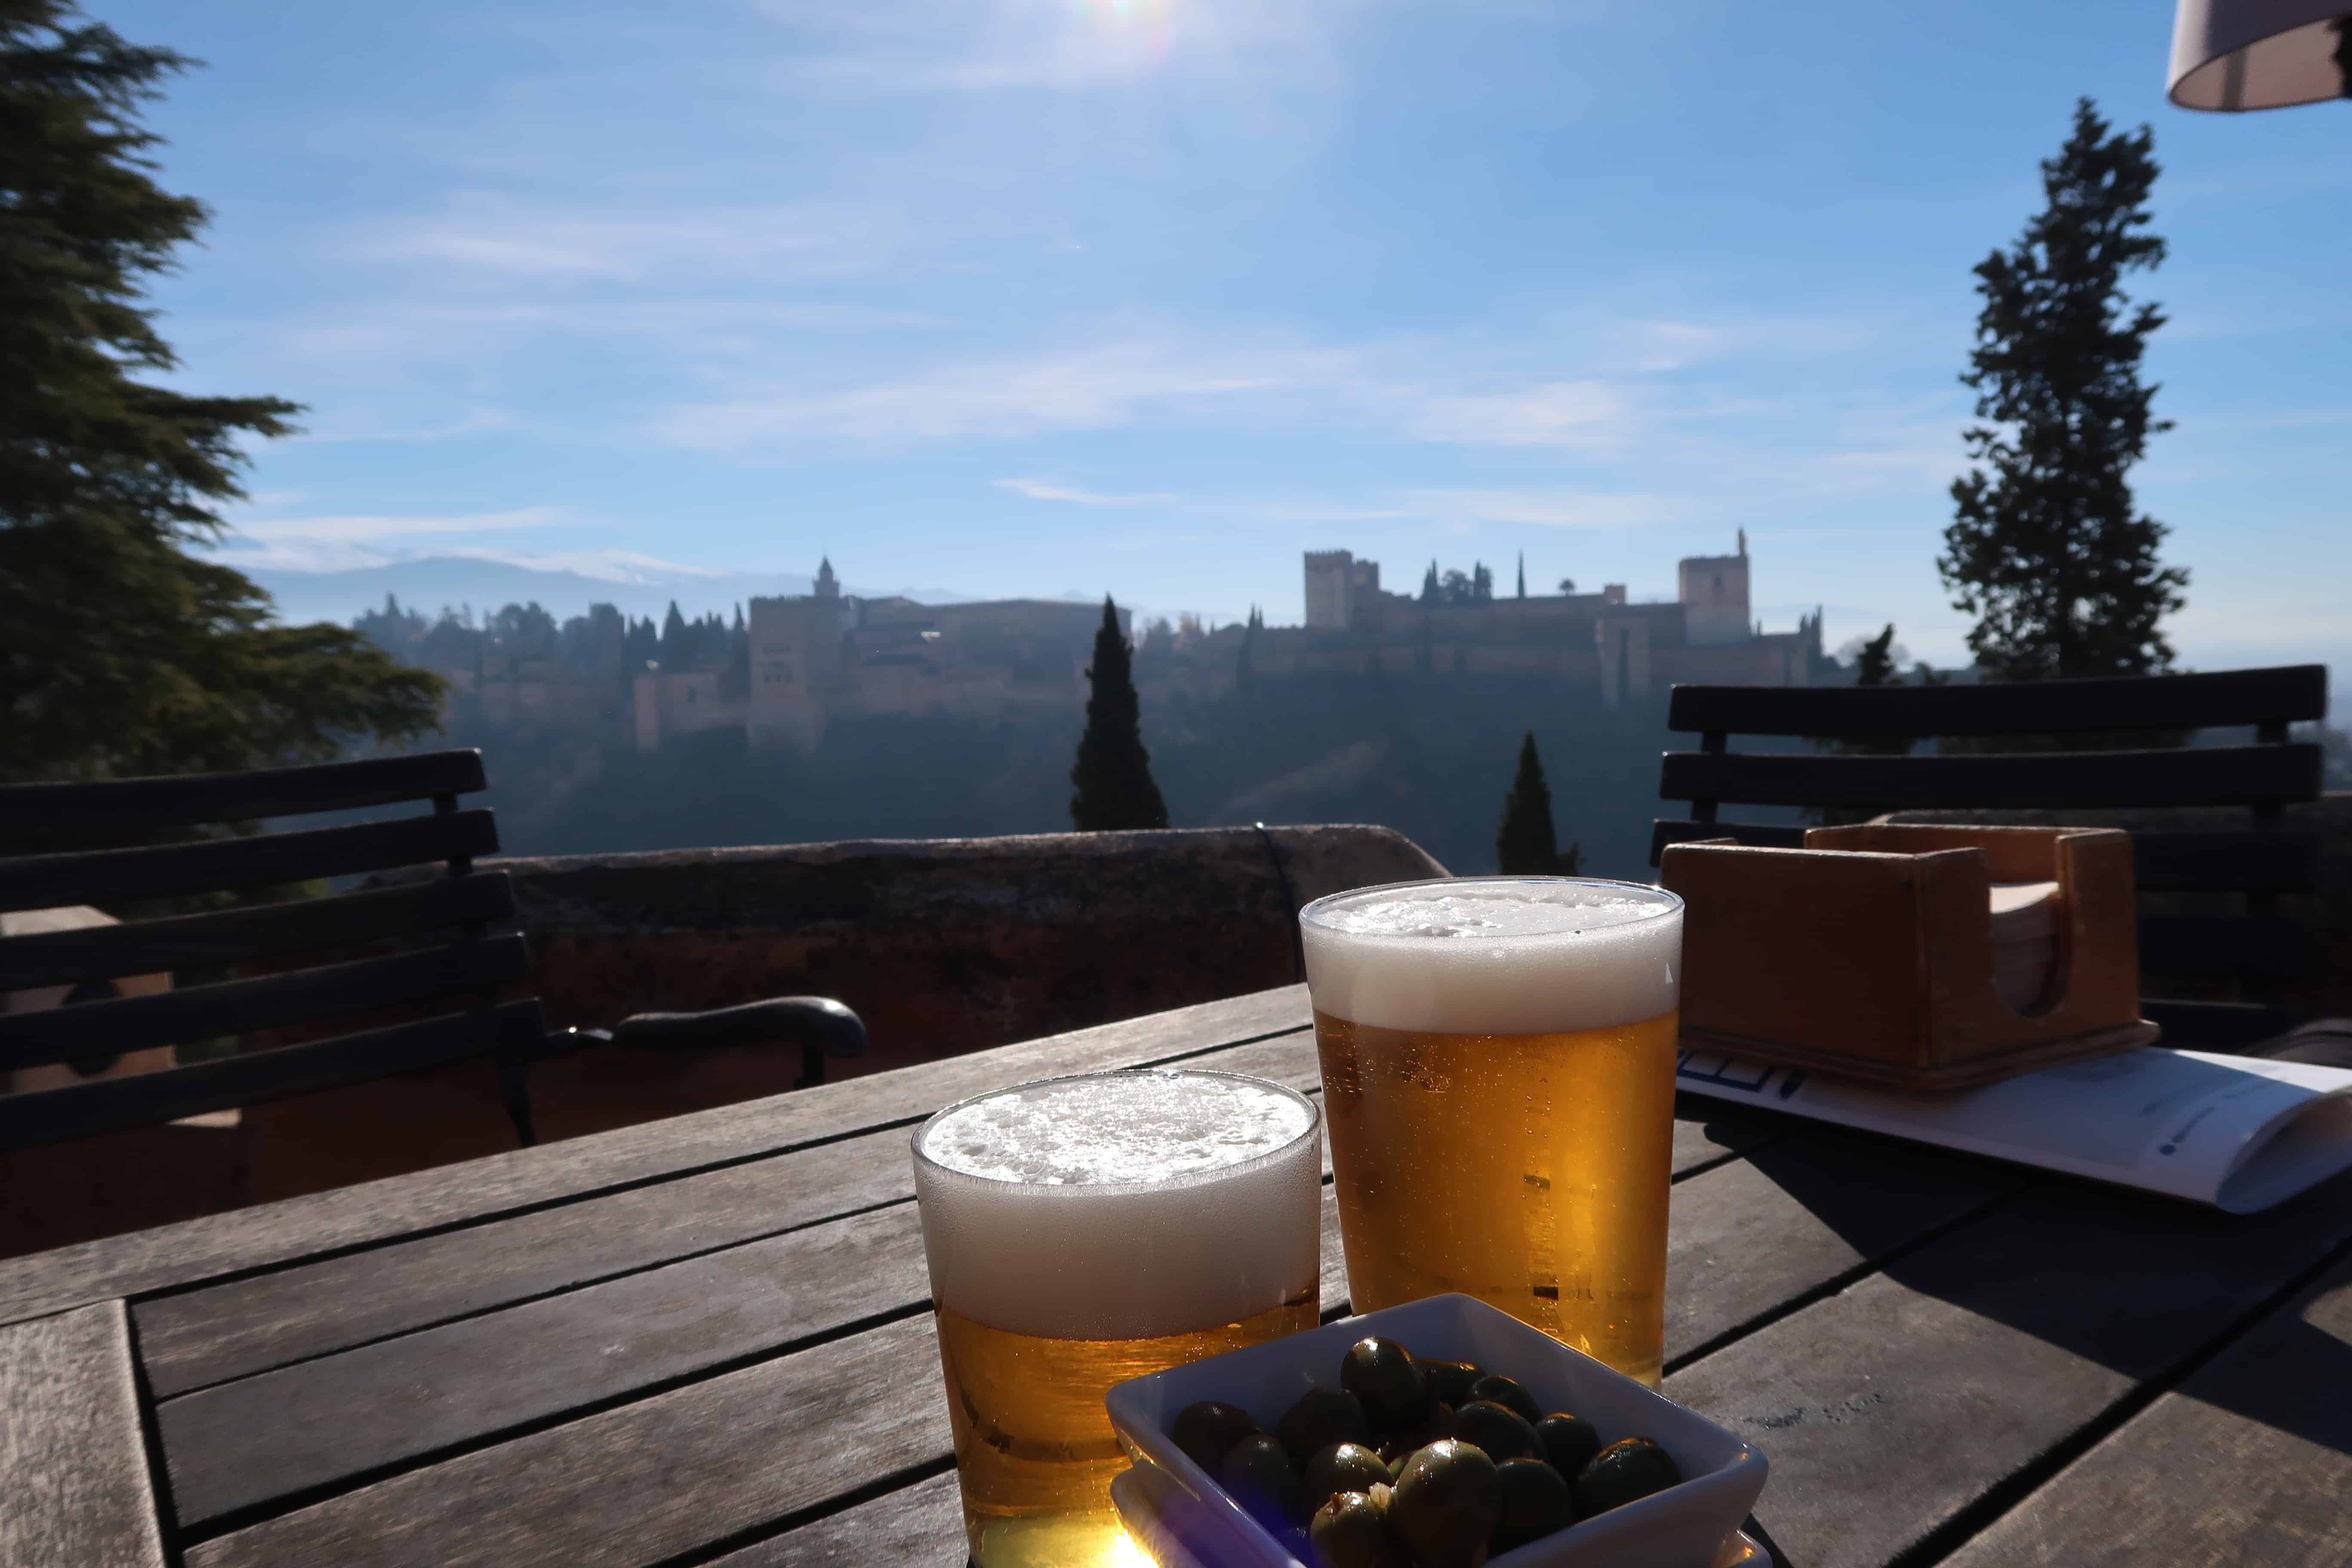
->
1301 878 1682 1036
913 1071 1323 1339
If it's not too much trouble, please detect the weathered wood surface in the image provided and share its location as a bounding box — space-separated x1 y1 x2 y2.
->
153 1066 1772 1524
6 980 2348 1568
1663 1169 2352 1568
185 1313 955 1568
0 985 1317 1325
0 1302 166 1568
135 1023 1322 1398
1937 1249 2352 1568
701 1467 964 1566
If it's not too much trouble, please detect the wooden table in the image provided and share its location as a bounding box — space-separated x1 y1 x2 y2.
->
4 985 2348 1568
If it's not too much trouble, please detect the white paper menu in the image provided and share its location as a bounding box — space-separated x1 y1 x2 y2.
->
1676 1045 2352 1213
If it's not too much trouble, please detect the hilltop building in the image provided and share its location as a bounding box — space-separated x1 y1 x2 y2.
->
635 561 1119 752
1275 534 1819 706
631 537 1819 751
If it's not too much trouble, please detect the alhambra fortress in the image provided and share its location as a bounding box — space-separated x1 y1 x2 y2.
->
627 539 1825 752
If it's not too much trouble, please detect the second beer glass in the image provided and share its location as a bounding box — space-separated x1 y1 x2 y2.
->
912 1069 1322 1568
1301 876 1684 1386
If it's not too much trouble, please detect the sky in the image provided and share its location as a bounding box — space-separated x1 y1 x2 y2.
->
111 0 2352 687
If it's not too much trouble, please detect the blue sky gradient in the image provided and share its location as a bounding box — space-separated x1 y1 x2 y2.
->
113 0 2351 685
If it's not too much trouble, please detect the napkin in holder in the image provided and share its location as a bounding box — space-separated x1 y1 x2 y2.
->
1659 823 2160 1090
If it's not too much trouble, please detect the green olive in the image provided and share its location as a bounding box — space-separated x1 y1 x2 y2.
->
1467 1372 1542 1427
1536 1412 1601 1479
1278 1388 1372 1467
1418 1358 1483 1410
1387 1440 1503 1568
1221 1432 1306 1532
1340 1336 1429 1432
1490 1458 1574 1552
1309 1491 1409 1568
1303 1442 1395 1518
1453 1399 1543 1464
1170 1400 1262 1477
1572 1436 1685 1520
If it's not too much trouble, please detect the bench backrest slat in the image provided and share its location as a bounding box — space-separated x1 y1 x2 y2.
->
0 934 533 1073
1666 664 2327 738
0 811 498 910
0 873 518 992
0 751 489 833
1658 744 2324 812
0 1001 546 1149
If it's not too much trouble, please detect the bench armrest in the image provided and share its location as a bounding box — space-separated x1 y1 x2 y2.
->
610 996 867 1064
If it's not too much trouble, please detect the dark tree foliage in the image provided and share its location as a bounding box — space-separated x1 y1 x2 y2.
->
1940 98 2187 682
1853 624 1899 689
0 2 443 783
1420 560 1441 605
1069 597 1168 831
1495 731 1583 875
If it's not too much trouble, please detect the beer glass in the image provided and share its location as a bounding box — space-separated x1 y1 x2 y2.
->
1300 877 1683 1386
912 1069 1322 1568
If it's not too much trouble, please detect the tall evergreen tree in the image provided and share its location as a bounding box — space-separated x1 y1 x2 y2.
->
1420 560 1441 605
1940 98 2187 681
1495 732 1583 875
1516 552 1525 599
658 600 689 668
0 3 441 783
1069 598 1168 831
1853 624 1899 688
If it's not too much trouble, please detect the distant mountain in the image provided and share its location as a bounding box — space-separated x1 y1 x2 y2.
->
236 556 970 628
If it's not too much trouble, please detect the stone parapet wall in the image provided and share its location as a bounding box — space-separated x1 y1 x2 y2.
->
494 824 1449 1077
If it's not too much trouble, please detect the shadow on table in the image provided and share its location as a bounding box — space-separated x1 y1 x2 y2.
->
1733 1123 2352 1466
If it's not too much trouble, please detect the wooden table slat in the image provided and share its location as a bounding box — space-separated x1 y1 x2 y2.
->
1662 1169 2352 1568
700 1468 966 1567
1 985 1317 1327
137 1026 1323 1401
1936 1246 2352 1568
0 1302 167 1568
185 1313 954 1568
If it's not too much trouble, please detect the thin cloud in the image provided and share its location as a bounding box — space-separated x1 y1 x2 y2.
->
650 340 1355 449
995 478 1178 506
360 197 904 284
230 507 567 543
1407 380 1635 450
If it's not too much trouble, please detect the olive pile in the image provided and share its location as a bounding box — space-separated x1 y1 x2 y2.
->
1168 1336 1684 1568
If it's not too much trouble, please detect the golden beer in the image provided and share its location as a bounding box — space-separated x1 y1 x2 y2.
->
912 1070 1322 1568
1301 878 1683 1386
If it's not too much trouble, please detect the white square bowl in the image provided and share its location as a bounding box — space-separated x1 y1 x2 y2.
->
1105 1293 1768 1568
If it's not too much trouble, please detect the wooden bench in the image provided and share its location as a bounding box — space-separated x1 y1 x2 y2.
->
0 750 865 1156
1649 665 2331 1051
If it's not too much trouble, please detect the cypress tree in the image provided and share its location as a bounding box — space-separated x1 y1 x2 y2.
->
0 3 442 783
1940 98 2187 680
1069 597 1168 831
1496 732 1583 875
658 600 688 669
1420 560 1441 605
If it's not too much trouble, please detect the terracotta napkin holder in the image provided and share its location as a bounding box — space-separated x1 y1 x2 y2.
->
1658 824 2159 1090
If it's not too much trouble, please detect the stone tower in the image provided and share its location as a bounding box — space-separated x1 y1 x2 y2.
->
1678 535 1753 648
